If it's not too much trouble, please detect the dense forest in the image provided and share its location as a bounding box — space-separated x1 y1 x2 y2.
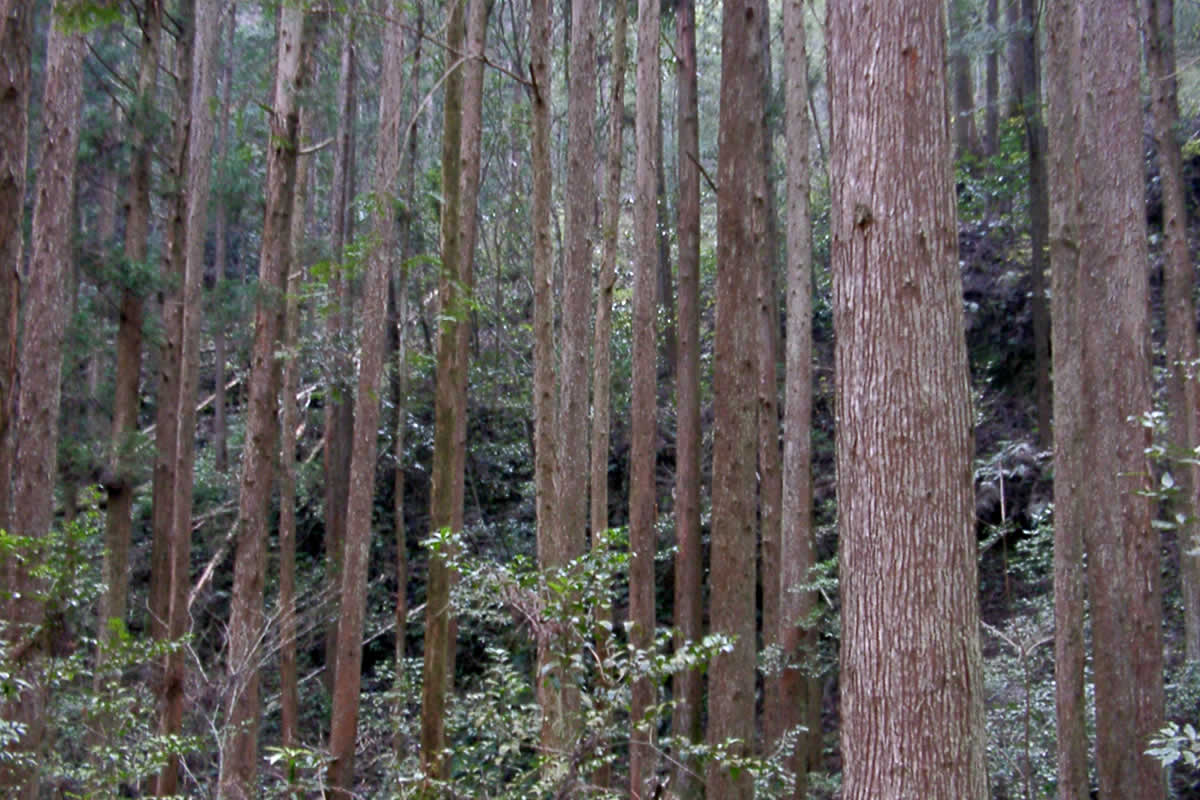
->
2 0 1200 797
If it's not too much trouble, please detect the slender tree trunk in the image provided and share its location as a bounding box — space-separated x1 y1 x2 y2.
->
212 1 237 473
0 0 30 539
530 0 559 761
1042 2 1088 794
326 6 408 793
671 0 702 793
1047 0 1165 797
588 1 626 791
100 0 162 664
950 0 980 159
1 9 84 795
629 0 660 790
155 1 222 794
704 0 763 795
829 1 990 797
323 10 358 691
421 0 488 781
278 109 311 752
219 7 310 797
1147 0 1200 663
779 0 816 793
984 0 999 156
1014 0 1052 451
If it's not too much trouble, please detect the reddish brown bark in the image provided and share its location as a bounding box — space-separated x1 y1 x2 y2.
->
830 0 989 797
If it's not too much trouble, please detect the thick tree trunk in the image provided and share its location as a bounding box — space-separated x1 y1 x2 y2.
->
779 0 816 793
671 0 702 793
219 7 310 797
421 0 487 780
1147 0 1200 663
0 0 29 539
629 0 660 790
829 1 989 797
704 0 764 795
326 5 407 793
1047 2 1165 797
1 9 84 795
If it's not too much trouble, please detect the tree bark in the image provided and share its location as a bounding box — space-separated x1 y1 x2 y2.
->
950 0 980 159
212 1 237 473
779 0 816 793
984 0 999 156
704 0 764 795
1 8 84 795
323 10 358 692
100 0 162 664
629 0 660 789
0 0 30 539
1046 1 1165 796
421 0 488 781
326 4 408 792
671 0 702 792
829 1 990 797
1147 0 1200 663
219 6 310 797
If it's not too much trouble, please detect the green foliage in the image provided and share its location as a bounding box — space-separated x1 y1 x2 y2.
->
1147 721 1200 770
956 119 1031 226
0 495 198 798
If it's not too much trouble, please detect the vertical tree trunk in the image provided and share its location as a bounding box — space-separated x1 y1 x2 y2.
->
589 0 626 790
100 0 162 663
326 4 407 793
278 108 311 752
323 11 358 691
155 0 222 794
212 1 237 473
0 0 30 539
1047 1 1165 797
671 0 702 793
1147 0 1200 662
704 0 764 795
530 0 559 761
1 8 84 795
829 1 989 797
950 0 980 159
421 0 488 780
219 7 310 797
984 0 999 156
1042 2 1088 794
1014 0 1052 451
629 0 660 789
779 0 816 793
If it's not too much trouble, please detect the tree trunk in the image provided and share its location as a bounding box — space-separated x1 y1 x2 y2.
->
1 8 84 795
671 0 702 793
212 1 237 473
629 0 660 789
278 108 311 753
154 1 222 794
984 0 999 156
829 0 990 797
950 0 980 159
779 0 816 793
704 0 764 795
588 2 627 791
323 11 358 692
100 0 162 666
326 5 407 792
0 0 30 539
1147 0 1200 663
1014 0 1052 451
219 7 310 797
1046 1 1165 796
421 0 488 780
